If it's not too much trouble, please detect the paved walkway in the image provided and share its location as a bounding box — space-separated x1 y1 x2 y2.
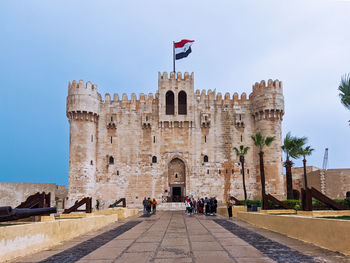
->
16 212 350 263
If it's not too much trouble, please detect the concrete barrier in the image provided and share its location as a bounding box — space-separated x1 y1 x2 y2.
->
237 211 350 255
0 214 118 262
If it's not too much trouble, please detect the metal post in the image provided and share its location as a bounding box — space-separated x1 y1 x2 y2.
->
173 41 175 73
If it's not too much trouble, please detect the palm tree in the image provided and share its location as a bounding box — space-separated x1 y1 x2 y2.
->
339 74 350 125
233 145 250 202
281 132 307 199
338 74 350 110
299 146 314 189
251 132 275 209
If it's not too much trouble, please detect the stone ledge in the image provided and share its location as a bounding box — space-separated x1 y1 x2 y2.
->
0 214 119 262
217 206 247 217
237 211 350 255
259 209 296 214
297 210 350 217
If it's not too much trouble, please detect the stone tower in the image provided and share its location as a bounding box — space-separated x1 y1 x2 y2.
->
250 80 285 199
66 80 99 206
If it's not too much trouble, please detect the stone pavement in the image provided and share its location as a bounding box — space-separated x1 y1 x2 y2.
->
15 211 350 263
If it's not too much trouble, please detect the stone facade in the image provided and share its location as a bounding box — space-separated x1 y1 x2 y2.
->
292 167 350 199
66 72 285 208
0 182 67 208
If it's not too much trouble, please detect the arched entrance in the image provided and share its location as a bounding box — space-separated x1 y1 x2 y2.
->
168 158 186 202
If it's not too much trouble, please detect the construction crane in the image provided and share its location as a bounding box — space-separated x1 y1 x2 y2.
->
320 148 328 194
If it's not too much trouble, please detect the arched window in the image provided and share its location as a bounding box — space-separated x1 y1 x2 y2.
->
203 155 208 163
166 91 174 115
152 156 157 163
109 156 114 165
178 91 187 115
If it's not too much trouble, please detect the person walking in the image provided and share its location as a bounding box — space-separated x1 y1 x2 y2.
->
213 197 218 215
185 197 191 215
227 198 234 219
198 198 204 214
146 197 152 214
204 197 209 215
143 197 147 213
152 198 157 214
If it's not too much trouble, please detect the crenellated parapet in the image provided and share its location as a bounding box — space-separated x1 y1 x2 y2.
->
67 80 100 118
158 71 193 82
195 89 248 105
250 79 284 122
102 92 156 106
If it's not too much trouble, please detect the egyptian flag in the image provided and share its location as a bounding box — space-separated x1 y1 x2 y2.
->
174 40 194 60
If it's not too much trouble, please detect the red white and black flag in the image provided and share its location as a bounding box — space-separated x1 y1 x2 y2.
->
172 39 194 72
174 39 195 60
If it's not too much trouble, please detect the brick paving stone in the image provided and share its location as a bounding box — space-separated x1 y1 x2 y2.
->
13 212 350 263
38 220 141 263
214 219 315 263
114 252 154 263
191 241 224 251
192 250 235 263
79 247 124 260
188 234 215 242
127 242 159 252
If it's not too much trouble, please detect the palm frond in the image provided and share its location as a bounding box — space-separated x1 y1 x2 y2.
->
282 132 307 159
339 74 350 110
300 145 314 157
251 132 264 150
233 145 250 156
265 136 275 146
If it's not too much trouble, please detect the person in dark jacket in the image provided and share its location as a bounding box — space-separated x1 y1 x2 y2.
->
143 197 147 213
204 197 209 215
213 197 218 215
146 197 152 214
227 198 233 218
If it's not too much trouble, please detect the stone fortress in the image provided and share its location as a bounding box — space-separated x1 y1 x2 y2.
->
66 72 286 208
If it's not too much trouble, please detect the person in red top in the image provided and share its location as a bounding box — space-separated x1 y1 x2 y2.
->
152 198 158 214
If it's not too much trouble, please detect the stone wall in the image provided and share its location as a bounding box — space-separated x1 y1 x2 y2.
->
66 72 286 208
0 183 57 207
291 167 350 199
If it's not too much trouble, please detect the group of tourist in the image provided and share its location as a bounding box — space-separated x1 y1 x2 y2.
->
143 197 158 214
185 196 218 216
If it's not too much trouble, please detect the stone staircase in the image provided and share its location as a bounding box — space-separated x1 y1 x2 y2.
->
157 202 185 211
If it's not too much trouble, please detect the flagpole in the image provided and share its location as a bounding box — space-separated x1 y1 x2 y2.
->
173 41 175 73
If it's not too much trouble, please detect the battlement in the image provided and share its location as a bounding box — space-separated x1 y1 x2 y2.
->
158 72 194 81
102 92 157 103
194 89 248 104
68 80 98 96
252 79 282 94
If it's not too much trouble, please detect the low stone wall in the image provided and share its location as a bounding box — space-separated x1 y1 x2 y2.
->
94 208 139 219
237 212 350 255
0 213 123 262
217 206 247 217
297 210 350 217
259 209 296 214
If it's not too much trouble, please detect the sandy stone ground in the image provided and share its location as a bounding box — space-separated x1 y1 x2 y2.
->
14 211 350 263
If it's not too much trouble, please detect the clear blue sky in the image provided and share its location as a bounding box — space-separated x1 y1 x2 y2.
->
0 1 349 186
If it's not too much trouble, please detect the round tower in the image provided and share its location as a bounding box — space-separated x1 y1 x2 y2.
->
250 79 285 199
66 80 100 207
